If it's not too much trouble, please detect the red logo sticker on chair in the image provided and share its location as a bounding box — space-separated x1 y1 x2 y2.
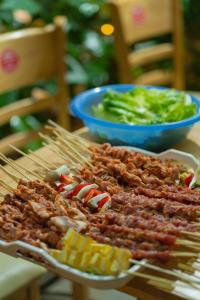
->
0 49 19 73
132 6 146 25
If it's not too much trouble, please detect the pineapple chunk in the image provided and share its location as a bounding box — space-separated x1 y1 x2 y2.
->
67 250 81 268
50 227 132 276
49 249 61 260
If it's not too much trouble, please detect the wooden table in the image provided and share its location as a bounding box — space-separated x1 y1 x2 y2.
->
1 123 200 300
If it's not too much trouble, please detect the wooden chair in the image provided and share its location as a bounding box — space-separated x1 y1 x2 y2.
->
0 16 69 154
109 0 185 89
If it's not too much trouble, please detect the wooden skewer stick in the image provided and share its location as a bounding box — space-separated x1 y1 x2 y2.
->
39 132 74 164
54 129 91 156
192 260 200 267
0 154 31 180
40 133 77 166
0 179 14 193
130 259 200 284
56 144 81 166
133 271 200 295
47 119 92 147
45 143 73 165
55 135 92 167
131 271 173 291
48 129 94 157
0 153 39 180
0 190 5 197
53 133 92 168
148 279 200 297
43 143 67 161
28 149 57 169
14 160 43 179
177 239 200 249
0 154 24 180
183 231 200 238
50 127 92 154
45 124 91 150
192 221 200 225
171 251 198 257
9 145 50 171
0 164 20 182
41 133 79 166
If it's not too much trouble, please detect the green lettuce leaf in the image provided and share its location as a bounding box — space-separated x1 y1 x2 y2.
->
92 88 197 125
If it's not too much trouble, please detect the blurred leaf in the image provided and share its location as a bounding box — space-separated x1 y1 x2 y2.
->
10 115 41 133
79 3 99 17
24 139 43 152
10 115 43 152
24 115 42 130
0 11 13 28
83 31 104 56
0 91 19 107
132 66 145 79
67 55 88 85
37 79 58 95
1 0 42 14
183 0 190 12
84 58 109 86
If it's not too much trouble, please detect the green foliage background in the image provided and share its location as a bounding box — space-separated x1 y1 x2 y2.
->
0 0 199 148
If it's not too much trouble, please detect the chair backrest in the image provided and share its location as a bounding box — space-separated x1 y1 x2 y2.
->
0 16 69 154
109 0 185 89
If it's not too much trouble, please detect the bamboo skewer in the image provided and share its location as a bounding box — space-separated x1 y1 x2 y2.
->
49 142 77 166
171 251 198 257
131 271 174 290
44 143 70 163
0 179 14 193
183 231 200 238
0 154 32 180
0 191 5 200
14 160 43 179
28 149 57 169
45 122 96 170
47 119 92 147
54 134 92 167
45 124 92 153
39 133 76 166
130 259 200 285
41 132 90 167
132 270 200 296
9 145 50 171
177 239 200 250
0 163 20 182
50 127 92 154
0 152 40 179
46 123 95 166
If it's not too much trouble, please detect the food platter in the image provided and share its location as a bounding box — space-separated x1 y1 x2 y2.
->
0 138 199 290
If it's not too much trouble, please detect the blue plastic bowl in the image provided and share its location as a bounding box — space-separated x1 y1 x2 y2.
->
70 84 200 151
